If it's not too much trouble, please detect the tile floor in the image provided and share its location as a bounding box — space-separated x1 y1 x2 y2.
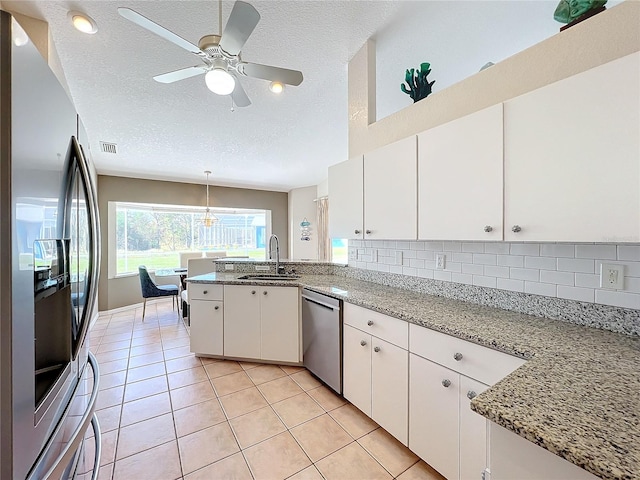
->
79 299 445 480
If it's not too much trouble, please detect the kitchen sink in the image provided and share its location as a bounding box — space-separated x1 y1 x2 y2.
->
237 274 301 281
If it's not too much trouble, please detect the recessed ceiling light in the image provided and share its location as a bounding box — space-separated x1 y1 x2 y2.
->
11 18 29 47
269 81 284 94
68 11 98 34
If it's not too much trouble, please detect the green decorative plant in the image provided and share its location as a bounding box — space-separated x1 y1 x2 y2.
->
553 0 607 23
401 62 435 103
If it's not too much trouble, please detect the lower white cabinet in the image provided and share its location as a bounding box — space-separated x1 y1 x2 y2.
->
189 284 224 356
343 305 409 445
223 285 299 363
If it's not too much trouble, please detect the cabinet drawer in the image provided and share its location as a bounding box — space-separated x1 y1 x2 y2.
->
409 324 525 385
188 284 223 301
344 303 408 349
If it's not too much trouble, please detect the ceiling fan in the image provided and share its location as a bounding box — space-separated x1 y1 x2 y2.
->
117 1 303 107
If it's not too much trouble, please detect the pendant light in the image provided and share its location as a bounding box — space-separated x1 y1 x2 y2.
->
202 170 218 227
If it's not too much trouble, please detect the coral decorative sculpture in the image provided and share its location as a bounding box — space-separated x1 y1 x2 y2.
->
554 0 607 23
401 62 435 103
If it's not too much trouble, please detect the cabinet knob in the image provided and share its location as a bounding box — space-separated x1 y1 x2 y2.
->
484 225 493 233
360 340 367 347
203 290 208 295
467 391 477 400
512 225 522 233
251 290 256 295
214 305 219 310
442 379 451 388
373 346 381 353
453 352 463 361
263 291 268 295
354 229 361 235
365 230 372 235
367 320 374 326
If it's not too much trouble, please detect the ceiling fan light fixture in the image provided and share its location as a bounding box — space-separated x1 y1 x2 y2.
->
68 11 98 34
205 68 235 95
269 81 284 94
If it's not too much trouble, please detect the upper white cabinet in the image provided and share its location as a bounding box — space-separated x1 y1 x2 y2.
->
418 104 504 241
328 156 364 239
364 136 417 240
504 52 640 242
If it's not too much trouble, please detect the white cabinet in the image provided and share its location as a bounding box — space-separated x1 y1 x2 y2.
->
343 304 409 444
504 52 640 242
459 376 490 480
189 284 224 356
418 104 503 241
328 156 364 239
364 136 417 240
223 285 299 363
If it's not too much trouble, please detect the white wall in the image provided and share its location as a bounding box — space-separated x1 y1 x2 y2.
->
288 186 318 261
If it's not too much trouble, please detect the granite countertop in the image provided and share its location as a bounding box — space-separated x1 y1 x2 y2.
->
186 272 640 480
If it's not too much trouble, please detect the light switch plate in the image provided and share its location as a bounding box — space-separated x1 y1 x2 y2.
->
224 263 234 271
600 263 624 290
436 253 446 270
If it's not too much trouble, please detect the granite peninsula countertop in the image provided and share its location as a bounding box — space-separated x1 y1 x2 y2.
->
186 272 640 480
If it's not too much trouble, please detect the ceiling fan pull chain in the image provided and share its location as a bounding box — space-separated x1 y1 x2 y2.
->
230 95 235 112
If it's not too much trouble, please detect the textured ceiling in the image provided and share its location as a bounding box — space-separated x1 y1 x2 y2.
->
5 0 406 191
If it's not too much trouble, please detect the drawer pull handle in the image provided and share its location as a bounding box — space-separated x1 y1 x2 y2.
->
354 229 361 235
453 352 463 361
512 225 522 233
263 291 268 295
251 290 256 295
360 340 367 347
365 230 372 235
203 290 208 295
373 346 381 353
442 379 451 388
467 391 477 400
367 320 374 326
214 306 219 310
484 225 493 232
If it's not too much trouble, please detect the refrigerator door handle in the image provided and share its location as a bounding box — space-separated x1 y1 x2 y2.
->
88 414 102 480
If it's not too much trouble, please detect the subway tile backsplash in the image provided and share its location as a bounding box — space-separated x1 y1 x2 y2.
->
348 240 640 312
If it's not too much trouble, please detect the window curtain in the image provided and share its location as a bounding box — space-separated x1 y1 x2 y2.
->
317 197 331 261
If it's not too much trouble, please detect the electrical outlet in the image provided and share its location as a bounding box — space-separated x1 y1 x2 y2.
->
600 263 624 290
349 249 357 261
224 263 234 271
436 253 446 270
255 265 270 271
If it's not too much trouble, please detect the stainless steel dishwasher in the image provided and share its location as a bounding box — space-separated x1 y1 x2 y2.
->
302 289 343 395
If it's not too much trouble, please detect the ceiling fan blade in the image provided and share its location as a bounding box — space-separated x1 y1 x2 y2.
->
153 66 206 84
231 76 251 107
241 63 303 86
118 8 206 57
219 1 260 56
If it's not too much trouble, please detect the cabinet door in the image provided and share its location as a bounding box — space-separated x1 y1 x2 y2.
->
260 286 299 363
190 300 223 356
459 376 489 480
343 324 372 416
364 136 417 240
329 156 364 239
409 354 459 480
371 338 408 445
418 104 503 241
223 286 260 359
504 52 640 242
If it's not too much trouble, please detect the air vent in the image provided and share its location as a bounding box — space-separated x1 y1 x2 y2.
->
99 141 118 154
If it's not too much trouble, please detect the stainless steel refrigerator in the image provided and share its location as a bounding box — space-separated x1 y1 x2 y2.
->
0 11 102 479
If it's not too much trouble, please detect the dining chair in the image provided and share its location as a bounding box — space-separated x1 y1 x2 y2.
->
138 265 180 320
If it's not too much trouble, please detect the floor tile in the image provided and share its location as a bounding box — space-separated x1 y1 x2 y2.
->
290 414 353 462
272 392 325 429
287 465 324 480
99 358 130 375
123 375 169 403
329 403 379 439
165 355 203 373
290 370 322 391
97 463 114 480
184 452 252 480
396 460 447 480
280 365 306 375
131 334 162 347
128 351 165 369
167 366 209 390
257 375 305 404
243 431 311 480
315 442 392 480
95 404 121 433
219 386 269 419
198 356 220 365
112 440 182 480
204 360 243 379
116 413 176 460
120 391 172 426
96 385 124 411
307 385 347 411
163 344 192 360
95 348 130 364
229 406 286 449
98 370 127 391
173 399 227 437
358 428 419 477
96 339 131 353
239 361 262 371
130 342 164 357
162 337 190 350
245 364 287 385
178 422 240 475
211 371 254 396
170 380 216 410
126 361 166 383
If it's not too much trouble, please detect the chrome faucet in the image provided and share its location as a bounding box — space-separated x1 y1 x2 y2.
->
268 234 281 274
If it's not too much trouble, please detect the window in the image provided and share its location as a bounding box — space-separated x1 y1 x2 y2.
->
114 202 269 275
332 238 348 264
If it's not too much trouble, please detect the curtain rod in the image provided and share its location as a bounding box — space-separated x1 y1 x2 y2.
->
313 195 328 202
